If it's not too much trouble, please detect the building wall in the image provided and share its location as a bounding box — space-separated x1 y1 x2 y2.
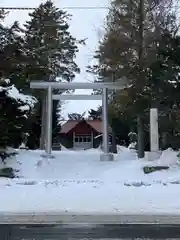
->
58 121 101 149
53 134 73 149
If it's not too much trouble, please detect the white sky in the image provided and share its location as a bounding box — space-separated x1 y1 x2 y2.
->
1 0 109 120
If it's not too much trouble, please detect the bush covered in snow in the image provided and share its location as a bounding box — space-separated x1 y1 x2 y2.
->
128 132 137 150
0 79 36 160
0 167 17 178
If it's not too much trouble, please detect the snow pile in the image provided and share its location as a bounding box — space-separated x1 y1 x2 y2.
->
5 147 179 183
60 144 69 151
146 148 179 167
1 147 180 214
128 142 137 149
117 144 130 153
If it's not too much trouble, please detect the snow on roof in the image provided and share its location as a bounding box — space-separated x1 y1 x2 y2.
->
60 120 79 133
1 148 180 215
60 119 112 134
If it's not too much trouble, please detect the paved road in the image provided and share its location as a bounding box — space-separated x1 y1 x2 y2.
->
2 224 180 239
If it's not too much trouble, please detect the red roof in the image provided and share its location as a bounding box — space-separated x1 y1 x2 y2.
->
60 119 112 134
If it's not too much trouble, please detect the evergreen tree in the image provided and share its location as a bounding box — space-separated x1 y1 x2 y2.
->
0 10 36 159
24 1 82 148
89 0 178 153
68 112 86 120
24 1 80 81
147 32 180 149
0 10 26 88
0 79 36 158
88 106 102 120
52 100 61 140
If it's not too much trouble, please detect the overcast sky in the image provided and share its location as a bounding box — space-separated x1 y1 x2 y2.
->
1 0 109 120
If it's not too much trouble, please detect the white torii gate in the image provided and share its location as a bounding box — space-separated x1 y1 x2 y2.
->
30 81 128 161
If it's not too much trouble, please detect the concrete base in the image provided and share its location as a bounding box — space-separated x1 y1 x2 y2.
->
100 153 114 161
41 153 55 159
19 147 29 150
148 151 162 161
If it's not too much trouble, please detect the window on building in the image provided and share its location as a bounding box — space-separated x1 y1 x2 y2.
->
86 136 91 142
74 136 91 143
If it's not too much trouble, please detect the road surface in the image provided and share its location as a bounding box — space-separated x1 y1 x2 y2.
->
2 224 180 239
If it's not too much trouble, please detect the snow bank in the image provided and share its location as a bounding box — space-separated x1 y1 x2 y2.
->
1 179 180 214
146 148 179 167
60 144 69 151
5 147 180 183
1 147 180 214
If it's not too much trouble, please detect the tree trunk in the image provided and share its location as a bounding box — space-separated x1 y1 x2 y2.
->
161 132 169 150
137 0 145 158
40 93 46 150
110 72 117 154
137 114 144 158
111 129 117 153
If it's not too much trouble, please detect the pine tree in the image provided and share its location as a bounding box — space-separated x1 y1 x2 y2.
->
88 107 102 120
148 32 180 149
0 79 36 160
90 0 178 154
24 1 82 148
24 1 80 81
0 10 26 88
0 10 36 160
68 112 86 120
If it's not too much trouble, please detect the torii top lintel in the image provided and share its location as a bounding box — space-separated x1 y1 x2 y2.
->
30 81 128 90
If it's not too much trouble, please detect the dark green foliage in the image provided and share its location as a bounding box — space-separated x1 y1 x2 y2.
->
0 10 26 88
0 2 83 153
0 151 17 164
52 100 61 140
0 80 34 149
0 10 36 157
89 0 180 149
143 166 169 174
26 110 41 149
24 0 80 82
68 112 86 120
23 1 82 147
147 33 180 149
0 167 17 178
88 106 102 120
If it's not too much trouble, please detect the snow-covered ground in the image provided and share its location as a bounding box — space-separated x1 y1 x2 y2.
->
0 147 180 214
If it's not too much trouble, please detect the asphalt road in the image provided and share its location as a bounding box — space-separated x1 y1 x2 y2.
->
2 224 180 239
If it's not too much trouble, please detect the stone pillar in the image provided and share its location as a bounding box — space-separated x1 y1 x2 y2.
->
100 88 113 161
149 108 161 160
42 86 54 159
102 88 109 154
